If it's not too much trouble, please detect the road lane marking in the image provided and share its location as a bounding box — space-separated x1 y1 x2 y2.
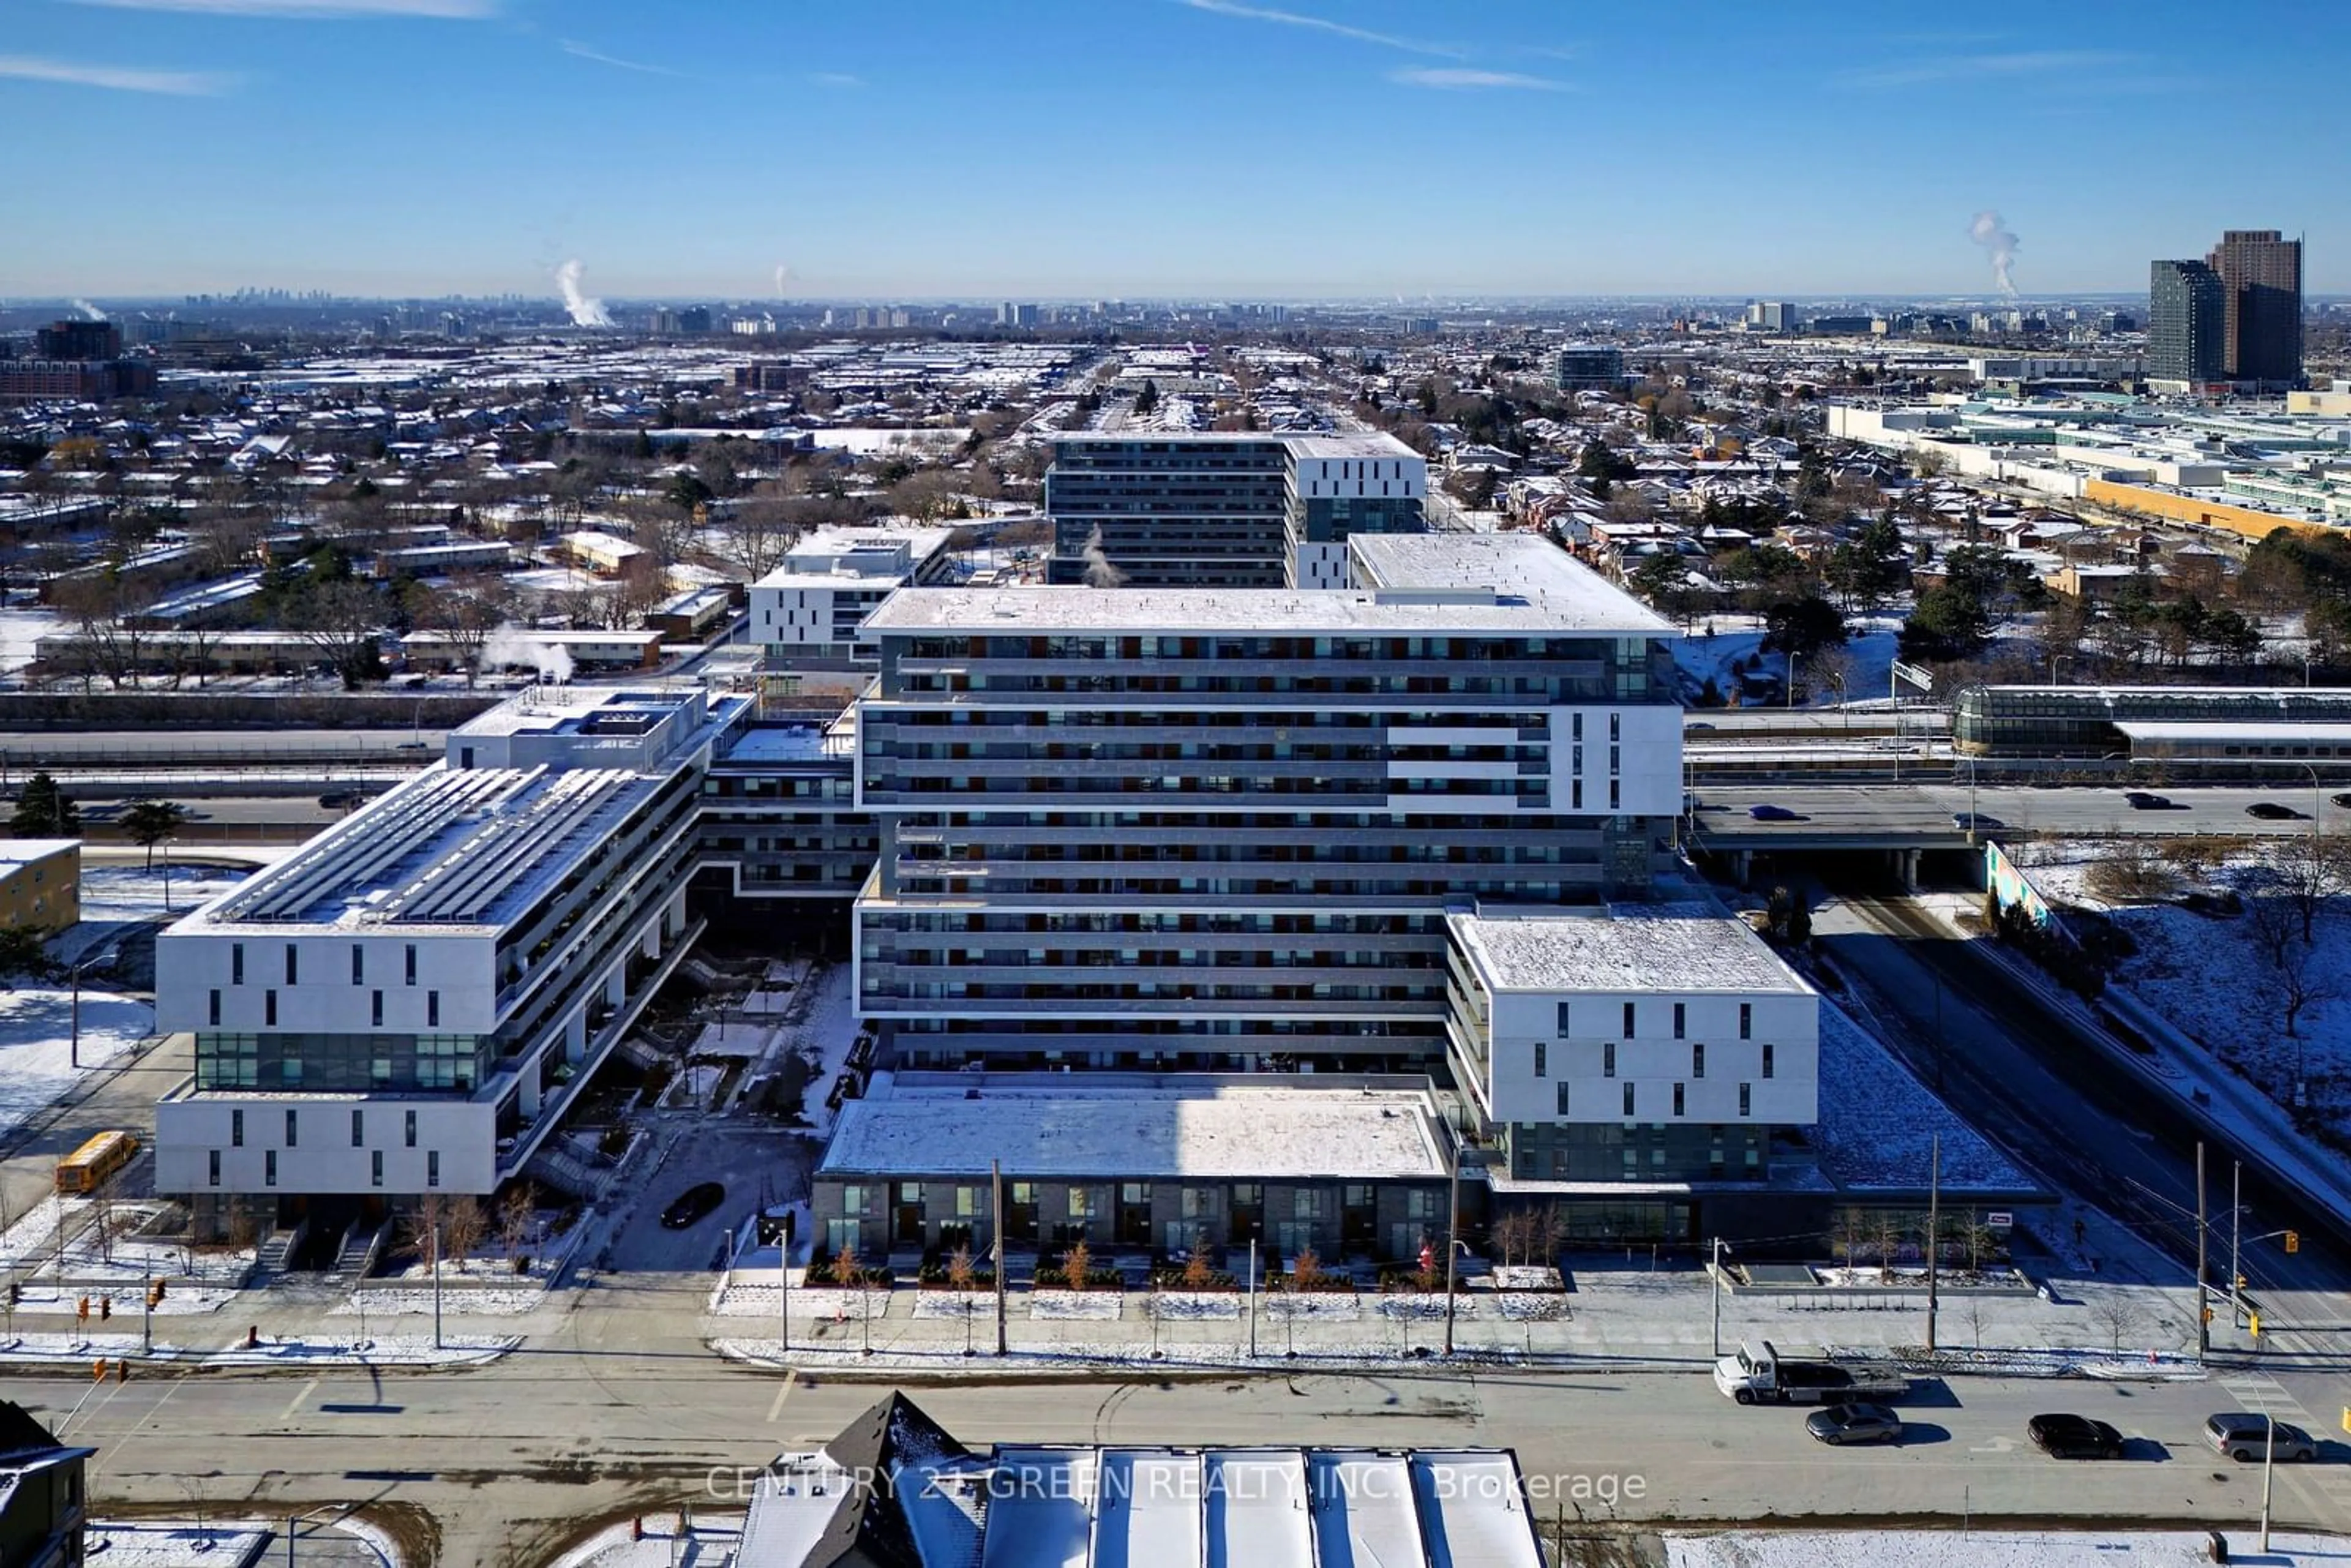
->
282 1376 319 1422
767 1371 797 1424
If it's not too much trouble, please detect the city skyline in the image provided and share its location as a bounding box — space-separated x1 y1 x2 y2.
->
2 0 2347 298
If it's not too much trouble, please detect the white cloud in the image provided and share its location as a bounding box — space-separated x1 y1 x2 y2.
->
69 0 495 14
1839 50 2134 89
1390 67 1564 91
0 53 232 94
1175 0 1458 58
560 40 686 78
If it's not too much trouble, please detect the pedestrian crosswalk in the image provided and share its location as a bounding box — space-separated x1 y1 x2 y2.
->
2218 1372 2351 1521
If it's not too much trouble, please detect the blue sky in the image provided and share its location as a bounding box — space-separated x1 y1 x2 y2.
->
4 0 2346 300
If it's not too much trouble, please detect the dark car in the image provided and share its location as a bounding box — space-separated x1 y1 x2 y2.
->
2206 1412 2318 1463
2246 801 2305 820
1748 803 1799 821
2333 792 2351 810
1952 811 2005 831
661 1181 726 1229
2028 1413 2124 1460
2124 791 2177 810
1806 1403 1905 1446
317 790 363 810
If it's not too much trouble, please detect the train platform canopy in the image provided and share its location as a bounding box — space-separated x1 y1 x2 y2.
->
2116 719 2351 756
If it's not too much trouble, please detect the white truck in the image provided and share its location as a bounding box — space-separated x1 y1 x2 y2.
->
1711 1338 1910 1406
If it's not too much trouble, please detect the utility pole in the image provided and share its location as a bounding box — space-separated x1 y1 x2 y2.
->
991 1160 1006 1357
779 1210 791 1354
1442 1148 1462 1356
2260 1408 2278 1551
2195 1140 2210 1363
2231 1160 2243 1331
431 1217 443 1352
1925 1133 1941 1352
1710 1236 1725 1358
1247 1237 1258 1360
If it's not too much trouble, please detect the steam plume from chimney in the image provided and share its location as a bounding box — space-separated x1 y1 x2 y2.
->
555 260 612 328
1080 525 1126 589
1968 211 2020 299
71 299 107 321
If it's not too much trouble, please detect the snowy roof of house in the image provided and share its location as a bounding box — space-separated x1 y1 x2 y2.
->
0 839 79 871
820 1076 1448 1181
1447 903 1815 996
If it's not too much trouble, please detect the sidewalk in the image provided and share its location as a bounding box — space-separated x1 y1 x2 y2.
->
700 1261 2232 1379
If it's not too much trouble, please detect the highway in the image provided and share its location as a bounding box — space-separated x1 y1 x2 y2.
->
1694 782 2345 842
0 729 449 764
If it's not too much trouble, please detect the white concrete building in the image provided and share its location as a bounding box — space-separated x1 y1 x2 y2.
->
1444 903 1819 1185
153 684 749 1229
748 525 956 668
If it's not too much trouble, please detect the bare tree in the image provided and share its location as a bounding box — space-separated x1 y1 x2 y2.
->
2269 832 2350 945
828 1234 863 1288
406 1192 446 1278
1828 1209 1867 1273
1289 1246 1327 1291
2086 839 2181 903
51 574 146 690
288 579 389 689
1868 1211 1906 1283
410 573 516 687
499 1184 536 1269
945 1242 977 1292
1062 1238 1093 1293
708 498 797 580
441 1195 486 1269
2276 939 2335 1045
2093 1291 2142 1352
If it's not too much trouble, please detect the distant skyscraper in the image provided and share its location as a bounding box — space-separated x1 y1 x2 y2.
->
2148 260 2225 388
2206 228 2303 387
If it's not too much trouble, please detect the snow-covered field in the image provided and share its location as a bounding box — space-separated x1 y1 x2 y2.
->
1666 1528 2342 1567
1030 1289 1120 1321
2023 842 2351 1144
0 986 153 1139
785 964 861 1137
77 862 249 923
1674 614 1905 708
81 1525 272 1568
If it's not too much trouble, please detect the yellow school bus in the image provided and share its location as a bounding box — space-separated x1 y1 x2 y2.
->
54 1130 140 1195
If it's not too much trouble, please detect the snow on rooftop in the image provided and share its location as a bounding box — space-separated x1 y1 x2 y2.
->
1349 532 1673 634
1449 904 1814 996
820 1078 1447 1181
864 582 1667 636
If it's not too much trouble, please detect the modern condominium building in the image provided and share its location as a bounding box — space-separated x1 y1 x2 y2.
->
153 684 748 1234
748 526 958 670
2149 258 2227 391
850 531 1682 1071
1043 431 1425 590
2207 228 2303 389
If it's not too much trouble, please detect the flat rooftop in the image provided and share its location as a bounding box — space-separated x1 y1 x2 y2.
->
2118 720 2351 744
820 1074 1448 1181
178 763 662 933
1449 903 1816 996
1349 532 1670 628
864 581 1673 637
451 681 698 739
0 839 78 871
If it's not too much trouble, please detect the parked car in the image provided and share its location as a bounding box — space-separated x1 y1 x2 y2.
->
317 790 363 810
1748 803 1799 822
1806 1403 1905 1446
2246 801 2305 820
2332 792 2351 810
2123 791 2176 810
1951 811 2005 831
661 1181 726 1229
2206 1413 2317 1463
2028 1413 2124 1460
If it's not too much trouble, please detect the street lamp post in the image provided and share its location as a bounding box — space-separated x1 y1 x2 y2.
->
68 950 118 1071
1709 1236 1733 1358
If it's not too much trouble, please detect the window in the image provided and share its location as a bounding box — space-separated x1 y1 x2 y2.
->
1739 1003 1753 1040
351 1108 364 1147
1556 1081 1571 1116
285 1109 298 1147
230 1108 244 1147
264 1150 277 1187
1603 1041 1616 1078
1692 1043 1706 1079
427 1150 441 1188
352 945 365 985
264 989 277 1027
1067 1187 1095 1219
371 991 383 1027
1673 1082 1686 1117
1556 1001 1572 1035
1762 1043 1775 1079
371 1150 384 1188
427 991 440 1027
1622 1002 1637 1037
1622 1082 1637 1117
1533 1041 1547 1078
405 945 418 986
1739 1082 1753 1117
1673 1003 1686 1039
285 944 298 985
231 943 244 985
405 1109 418 1148
208 1150 220 1188
208 989 221 1027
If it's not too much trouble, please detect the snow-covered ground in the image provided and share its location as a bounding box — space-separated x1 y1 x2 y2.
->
76 862 249 923
0 986 154 1139
1030 1289 1120 1321
328 1288 549 1317
81 1525 272 1568
781 964 860 1137
0 607 66 673
1674 613 1906 708
1667 1529 2342 1567
2023 841 2351 1147
543 1516 740 1568
1812 999 2030 1190
0 1331 515 1366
